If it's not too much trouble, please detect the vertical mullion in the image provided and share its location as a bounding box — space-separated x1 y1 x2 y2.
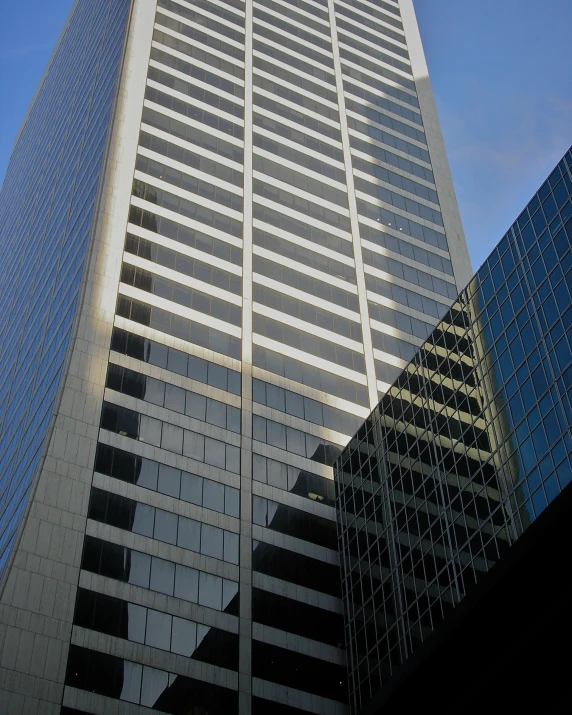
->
327 0 379 410
239 1 254 713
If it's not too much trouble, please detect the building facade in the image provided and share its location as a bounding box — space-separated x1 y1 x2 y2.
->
0 1 471 713
335 149 572 714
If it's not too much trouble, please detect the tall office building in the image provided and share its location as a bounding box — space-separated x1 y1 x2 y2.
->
336 149 572 714
0 1 471 713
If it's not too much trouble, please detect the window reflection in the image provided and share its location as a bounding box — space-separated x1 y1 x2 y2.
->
73 588 239 669
99 402 241 474
252 453 336 506
88 487 240 564
81 536 239 615
336 163 572 707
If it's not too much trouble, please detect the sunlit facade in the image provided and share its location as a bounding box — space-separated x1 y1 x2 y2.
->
0 1 470 713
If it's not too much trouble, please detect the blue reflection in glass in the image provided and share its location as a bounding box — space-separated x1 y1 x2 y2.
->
0 0 131 574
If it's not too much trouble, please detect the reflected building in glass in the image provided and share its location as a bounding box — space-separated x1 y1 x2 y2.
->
335 149 572 714
0 1 471 714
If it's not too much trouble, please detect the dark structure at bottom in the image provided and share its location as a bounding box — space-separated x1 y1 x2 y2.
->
335 149 572 714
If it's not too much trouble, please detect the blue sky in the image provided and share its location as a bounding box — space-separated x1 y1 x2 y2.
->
0 0 571 269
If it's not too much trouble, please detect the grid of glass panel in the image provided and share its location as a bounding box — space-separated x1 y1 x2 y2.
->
0 0 131 576
335 149 572 713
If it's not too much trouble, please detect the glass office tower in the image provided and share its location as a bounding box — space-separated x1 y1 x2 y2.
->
0 1 471 713
335 149 572 714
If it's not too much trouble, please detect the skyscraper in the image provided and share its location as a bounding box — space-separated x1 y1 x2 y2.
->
0 1 471 713
336 149 572 714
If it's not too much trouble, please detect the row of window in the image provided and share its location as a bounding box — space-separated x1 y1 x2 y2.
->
158 0 244 42
338 31 411 77
363 248 457 300
66 645 238 713
254 154 348 207
353 154 437 206
252 587 344 648
124 233 242 295
351 137 433 189
368 301 434 341
253 539 340 596
349 115 429 164
254 91 341 141
342 62 417 109
256 0 329 35
253 313 365 373
153 28 243 80
357 199 448 252
336 3 404 42
253 74 338 123
254 20 334 69
254 180 350 231
340 45 415 94
252 452 335 506
253 253 358 309
276 0 328 20
142 105 243 163
365 274 449 321
253 228 355 281
151 47 244 100
133 179 243 237
356 177 443 227
177 0 245 27
375 358 404 386
139 130 243 188
371 327 419 363
148 66 243 121
253 38 334 84
88 487 240 563
345 80 422 127
254 111 343 161
336 17 409 60
135 154 243 212
253 415 343 462
215 0 246 12
101 401 241 474
345 96 425 145
116 295 242 360
360 223 453 276
253 377 362 435
128 205 242 266
253 204 353 257
253 284 361 342
155 10 244 61
144 86 243 140
95 442 240 517
120 263 242 327
74 588 239 668
253 344 369 406
253 495 337 550
341 0 402 28
110 327 241 395
253 132 346 183
82 535 239 613
254 55 337 103
253 6 331 51
106 363 241 433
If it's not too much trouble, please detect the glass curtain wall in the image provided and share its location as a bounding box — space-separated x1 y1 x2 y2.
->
336 149 572 713
0 0 132 578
